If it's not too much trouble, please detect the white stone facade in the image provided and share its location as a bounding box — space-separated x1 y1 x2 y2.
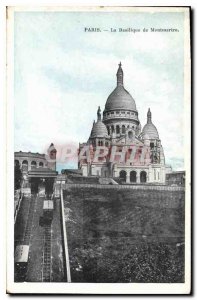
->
78 63 172 184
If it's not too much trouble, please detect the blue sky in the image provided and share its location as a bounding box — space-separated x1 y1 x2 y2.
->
14 10 185 172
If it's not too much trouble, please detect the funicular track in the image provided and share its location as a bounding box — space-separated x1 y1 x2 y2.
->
41 194 53 282
23 194 37 245
42 224 52 281
14 194 37 282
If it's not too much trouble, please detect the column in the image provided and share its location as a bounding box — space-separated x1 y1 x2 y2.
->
126 172 130 184
148 167 152 183
136 171 140 183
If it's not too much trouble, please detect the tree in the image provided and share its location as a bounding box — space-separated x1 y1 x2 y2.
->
14 161 22 190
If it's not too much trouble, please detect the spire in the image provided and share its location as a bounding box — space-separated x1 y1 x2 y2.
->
97 106 101 121
147 108 152 124
116 62 123 86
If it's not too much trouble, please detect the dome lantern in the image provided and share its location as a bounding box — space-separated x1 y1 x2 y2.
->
147 108 152 124
97 106 101 121
117 62 123 86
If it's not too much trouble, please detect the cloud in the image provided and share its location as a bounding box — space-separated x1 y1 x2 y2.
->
14 11 185 171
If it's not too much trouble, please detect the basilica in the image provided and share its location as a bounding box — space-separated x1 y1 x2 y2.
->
78 63 172 184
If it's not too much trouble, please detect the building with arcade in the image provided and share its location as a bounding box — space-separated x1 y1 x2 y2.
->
14 143 58 194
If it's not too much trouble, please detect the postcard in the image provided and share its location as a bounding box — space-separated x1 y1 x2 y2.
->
7 6 191 294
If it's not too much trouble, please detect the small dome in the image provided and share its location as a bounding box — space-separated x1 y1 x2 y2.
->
142 123 159 139
90 120 108 138
105 85 137 111
142 108 159 140
48 143 56 152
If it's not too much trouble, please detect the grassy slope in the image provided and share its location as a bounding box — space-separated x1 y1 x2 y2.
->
64 187 185 283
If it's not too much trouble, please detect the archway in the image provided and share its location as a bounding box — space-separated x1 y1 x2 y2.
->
39 162 44 167
15 159 20 166
122 125 126 134
22 160 28 172
31 161 37 170
119 170 126 182
128 131 133 139
30 177 41 194
130 171 137 183
140 171 147 183
116 125 120 134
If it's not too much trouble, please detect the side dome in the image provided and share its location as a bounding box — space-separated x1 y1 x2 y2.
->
91 120 108 138
142 108 159 140
142 123 159 139
104 62 137 112
90 106 108 138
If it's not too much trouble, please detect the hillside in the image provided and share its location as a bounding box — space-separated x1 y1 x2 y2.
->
63 186 185 283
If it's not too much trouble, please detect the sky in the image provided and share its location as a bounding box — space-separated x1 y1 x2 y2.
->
14 10 185 172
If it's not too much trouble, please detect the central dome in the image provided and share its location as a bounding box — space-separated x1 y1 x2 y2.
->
104 62 137 112
105 85 136 111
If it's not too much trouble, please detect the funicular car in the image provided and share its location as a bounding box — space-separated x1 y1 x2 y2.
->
43 200 54 225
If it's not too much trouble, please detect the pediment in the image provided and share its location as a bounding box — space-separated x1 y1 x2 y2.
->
114 135 144 146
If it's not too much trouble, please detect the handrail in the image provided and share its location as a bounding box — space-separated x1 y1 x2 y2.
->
61 183 185 192
60 186 71 282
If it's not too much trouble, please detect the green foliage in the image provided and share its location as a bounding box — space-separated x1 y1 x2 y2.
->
65 187 185 283
14 161 22 190
69 240 184 283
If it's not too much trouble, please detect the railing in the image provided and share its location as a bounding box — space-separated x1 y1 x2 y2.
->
103 113 138 121
60 186 71 282
61 183 185 192
14 190 23 224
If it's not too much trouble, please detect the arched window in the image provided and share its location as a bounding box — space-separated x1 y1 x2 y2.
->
22 160 28 172
39 162 44 167
150 142 154 149
130 171 137 183
31 161 37 170
111 125 114 133
128 131 133 139
140 171 147 183
154 169 156 180
15 159 20 166
122 125 126 134
100 141 103 146
119 170 127 182
116 125 120 134
107 126 110 135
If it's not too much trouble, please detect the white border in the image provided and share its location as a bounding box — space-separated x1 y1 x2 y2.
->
6 5 191 295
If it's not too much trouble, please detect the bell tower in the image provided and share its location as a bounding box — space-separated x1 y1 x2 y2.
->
47 143 57 171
